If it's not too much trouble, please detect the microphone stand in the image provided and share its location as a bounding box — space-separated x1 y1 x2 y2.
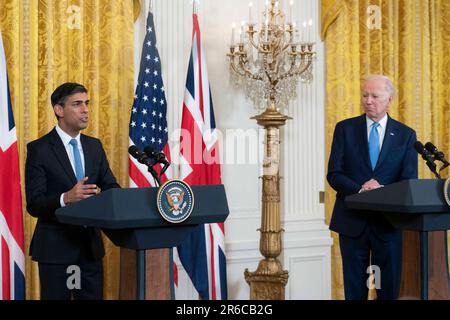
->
426 160 441 179
424 142 449 178
148 165 161 187
438 162 449 176
160 162 170 177
136 162 160 300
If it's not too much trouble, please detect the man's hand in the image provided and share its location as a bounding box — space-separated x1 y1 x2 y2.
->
361 179 381 192
63 177 98 204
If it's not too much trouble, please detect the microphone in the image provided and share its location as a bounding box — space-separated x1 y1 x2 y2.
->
144 146 169 166
129 145 160 186
128 145 157 167
424 142 450 167
144 146 171 176
414 141 439 178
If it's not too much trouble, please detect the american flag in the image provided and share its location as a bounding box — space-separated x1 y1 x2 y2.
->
128 9 173 300
129 11 171 187
0 31 25 300
177 12 227 300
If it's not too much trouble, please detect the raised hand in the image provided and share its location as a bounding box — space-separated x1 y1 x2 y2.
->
63 177 98 204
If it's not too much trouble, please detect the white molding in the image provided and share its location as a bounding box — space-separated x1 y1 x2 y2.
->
227 207 260 220
225 240 259 252
283 215 327 224
286 251 331 300
225 255 262 265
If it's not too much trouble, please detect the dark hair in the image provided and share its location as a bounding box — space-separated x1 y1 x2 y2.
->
51 82 88 107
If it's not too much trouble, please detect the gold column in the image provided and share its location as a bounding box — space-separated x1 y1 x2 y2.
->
244 101 290 300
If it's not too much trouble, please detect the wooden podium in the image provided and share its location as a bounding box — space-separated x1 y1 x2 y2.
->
346 179 450 300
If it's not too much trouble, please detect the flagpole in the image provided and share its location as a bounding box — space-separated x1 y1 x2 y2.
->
193 0 198 14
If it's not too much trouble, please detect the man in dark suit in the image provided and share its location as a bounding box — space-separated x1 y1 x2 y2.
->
25 83 120 300
327 75 418 300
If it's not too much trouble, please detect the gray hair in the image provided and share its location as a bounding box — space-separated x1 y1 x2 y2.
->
364 75 395 98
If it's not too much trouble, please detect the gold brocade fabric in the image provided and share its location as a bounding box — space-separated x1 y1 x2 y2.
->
322 0 450 299
0 0 134 299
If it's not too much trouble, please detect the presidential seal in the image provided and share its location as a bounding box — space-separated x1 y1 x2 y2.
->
157 179 194 223
444 177 450 207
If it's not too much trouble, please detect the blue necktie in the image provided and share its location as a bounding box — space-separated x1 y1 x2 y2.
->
368 122 380 170
69 139 84 181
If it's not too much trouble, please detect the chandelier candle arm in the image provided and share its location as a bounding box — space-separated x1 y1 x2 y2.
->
228 54 248 78
247 26 270 53
281 24 296 51
228 51 264 81
276 53 314 83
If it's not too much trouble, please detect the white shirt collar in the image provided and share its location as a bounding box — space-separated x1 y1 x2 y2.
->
366 113 388 129
55 125 81 146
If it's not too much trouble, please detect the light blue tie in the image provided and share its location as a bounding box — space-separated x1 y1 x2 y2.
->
368 122 380 170
69 139 84 181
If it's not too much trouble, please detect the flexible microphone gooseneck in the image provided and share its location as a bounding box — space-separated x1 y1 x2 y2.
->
144 146 171 178
128 145 160 186
424 142 450 173
414 141 440 179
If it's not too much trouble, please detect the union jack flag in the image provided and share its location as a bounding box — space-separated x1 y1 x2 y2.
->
0 31 25 300
177 12 227 300
129 11 171 187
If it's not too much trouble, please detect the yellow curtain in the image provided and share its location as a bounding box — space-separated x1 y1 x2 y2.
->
0 0 134 299
322 0 450 299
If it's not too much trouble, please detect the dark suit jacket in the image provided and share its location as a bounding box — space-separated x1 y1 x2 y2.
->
327 114 418 239
25 128 120 264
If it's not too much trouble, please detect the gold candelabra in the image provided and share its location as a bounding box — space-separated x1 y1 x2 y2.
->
227 0 315 300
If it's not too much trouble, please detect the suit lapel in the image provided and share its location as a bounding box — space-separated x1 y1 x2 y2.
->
358 115 372 171
49 128 78 185
81 134 93 181
374 115 396 171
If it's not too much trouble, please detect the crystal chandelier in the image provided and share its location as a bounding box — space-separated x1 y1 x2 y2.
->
227 0 315 112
